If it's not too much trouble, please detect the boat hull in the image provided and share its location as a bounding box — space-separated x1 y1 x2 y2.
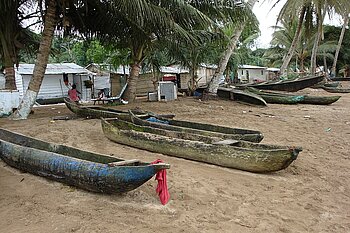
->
130 112 264 143
0 128 169 193
102 119 302 173
247 75 325 92
217 87 267 106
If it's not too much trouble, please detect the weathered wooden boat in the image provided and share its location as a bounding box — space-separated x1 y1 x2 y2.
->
217 87 268 106
101 118 302 173
246 87 340 105
323 82 340 88
129 111 264 143
64 98 175 119
0 128 169 193
329 77 350 81
321 86 350 93
245 75 325 92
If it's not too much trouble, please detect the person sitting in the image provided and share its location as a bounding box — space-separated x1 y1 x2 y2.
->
68 84 81 102
97 89 105 99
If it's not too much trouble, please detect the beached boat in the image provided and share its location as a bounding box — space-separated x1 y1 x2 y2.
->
217 87 267 106
246 87 340 105
64 98 175 119
129 111 264 143
0 128 169 193
245 75 325 92
101 118 302 173
321 86 350 93
329 77 350 81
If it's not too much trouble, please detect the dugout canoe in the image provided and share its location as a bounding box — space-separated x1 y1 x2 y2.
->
321 86 350 93
217 87 268 106
129 111 264 143
0 128 169 194
246 87 340 105
64 98 175 119
101 118 302 173
245 75 325 92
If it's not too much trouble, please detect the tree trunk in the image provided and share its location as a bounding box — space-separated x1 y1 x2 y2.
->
11 0 57 120
331 14 349 77
280 6 306 75
310 7 324 75
4 66 16 90
207 24 244 94
206 0 258 94
124 62 141 102
0 36 17 90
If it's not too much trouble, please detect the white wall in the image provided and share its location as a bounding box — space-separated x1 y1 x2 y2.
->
0 74 5 89
93 75 110 97
238 69 267 83
18 73 92 101
0 90 19 116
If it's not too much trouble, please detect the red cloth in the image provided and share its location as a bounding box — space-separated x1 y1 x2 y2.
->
151 159 170 205
68 89 80 101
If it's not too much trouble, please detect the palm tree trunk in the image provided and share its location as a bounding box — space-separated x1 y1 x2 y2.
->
207 24 244 94
207 0 258 94
310 7 324 75
124 62 141 102
331 13 349 76
0 37 16 90
4 65 16 90
280 6 306 75
11 0 57 120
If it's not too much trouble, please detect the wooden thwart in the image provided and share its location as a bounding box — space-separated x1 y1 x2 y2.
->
108 159 140 167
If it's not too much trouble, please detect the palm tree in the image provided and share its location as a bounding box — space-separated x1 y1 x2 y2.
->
11 0 57 119
207 0 258 94
331 12 349 76
0 0 38 90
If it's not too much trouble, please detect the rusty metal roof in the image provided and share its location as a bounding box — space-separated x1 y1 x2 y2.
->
16 63 93 75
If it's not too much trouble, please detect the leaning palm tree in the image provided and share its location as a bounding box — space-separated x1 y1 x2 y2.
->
207 0 258 94
331 12 349 76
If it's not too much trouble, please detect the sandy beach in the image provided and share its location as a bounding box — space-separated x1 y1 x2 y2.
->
1 86 350 233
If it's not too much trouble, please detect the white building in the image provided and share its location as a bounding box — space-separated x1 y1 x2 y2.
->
15 63 94 102
237 65 267 83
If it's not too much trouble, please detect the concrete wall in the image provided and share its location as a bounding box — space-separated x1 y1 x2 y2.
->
238 68 267 83
0 90 19 117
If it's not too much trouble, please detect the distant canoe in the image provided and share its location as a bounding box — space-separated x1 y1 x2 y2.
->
0 128 169 193
217 87 268 106
101 118 302 173
129 111 264 143
329 77 350 81
321 86 350 93
246 87 340 105
245 75 325 92
64 98 175 119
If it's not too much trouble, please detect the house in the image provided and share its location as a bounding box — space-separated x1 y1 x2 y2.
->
15 63 94 102
237 65 267 83
85 63 129 97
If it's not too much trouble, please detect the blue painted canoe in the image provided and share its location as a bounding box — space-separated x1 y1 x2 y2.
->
0 128 169 193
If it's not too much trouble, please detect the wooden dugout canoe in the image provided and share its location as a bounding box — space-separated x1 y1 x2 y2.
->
64 97 175 119
245 87 341 105
129 111 264 143
321 86 350 93
101 118 302 173
245 75 325 92
217 87 268 106
0 128 169 194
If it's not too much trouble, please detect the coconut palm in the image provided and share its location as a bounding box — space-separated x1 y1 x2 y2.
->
331 12 349 76
207 0 258 94
0 0 39 90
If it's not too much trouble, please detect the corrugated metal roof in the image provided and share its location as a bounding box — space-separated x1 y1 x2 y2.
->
85 63 130 75
16 63 93 75
239 65 267 69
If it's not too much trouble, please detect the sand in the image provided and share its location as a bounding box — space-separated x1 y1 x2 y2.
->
0 86 350 233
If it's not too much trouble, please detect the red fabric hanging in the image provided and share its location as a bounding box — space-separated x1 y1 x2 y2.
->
151 159 170 205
